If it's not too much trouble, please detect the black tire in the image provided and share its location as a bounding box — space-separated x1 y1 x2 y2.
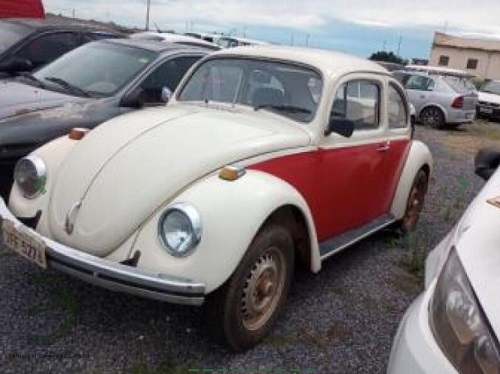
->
205 224 294 352
419 107 445 129
395 169 428 233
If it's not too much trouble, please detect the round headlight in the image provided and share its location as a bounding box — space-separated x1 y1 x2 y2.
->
14 155 47 199
158 203 202 257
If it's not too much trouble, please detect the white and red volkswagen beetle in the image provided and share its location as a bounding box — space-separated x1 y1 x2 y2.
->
0 46 432 351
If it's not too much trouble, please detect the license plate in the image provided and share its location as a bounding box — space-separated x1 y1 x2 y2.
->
2 220 47 268
480 107 493 114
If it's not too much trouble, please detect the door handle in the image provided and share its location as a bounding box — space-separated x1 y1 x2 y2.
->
377 141 391 152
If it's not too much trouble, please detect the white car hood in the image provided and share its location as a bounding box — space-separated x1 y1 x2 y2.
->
478 91 500 105
48 104 311 256
455 169 500 338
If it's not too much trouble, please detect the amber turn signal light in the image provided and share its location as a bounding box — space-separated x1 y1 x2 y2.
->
219 165 246 181
68 128 89 140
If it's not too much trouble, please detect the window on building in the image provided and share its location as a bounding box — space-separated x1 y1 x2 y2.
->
438 55 449 66
466 58 478 70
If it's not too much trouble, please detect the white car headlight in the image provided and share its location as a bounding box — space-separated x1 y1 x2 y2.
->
430 247 500 373
157 203 202 257
14 155 47 199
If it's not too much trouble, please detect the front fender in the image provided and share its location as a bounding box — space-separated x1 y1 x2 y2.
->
391 140 433 219
8 135 78 235
132 170 319 294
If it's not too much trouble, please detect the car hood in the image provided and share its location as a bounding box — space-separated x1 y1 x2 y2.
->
455 169 500 338
478 91 500 105
0 80 85 120
48 104 312 256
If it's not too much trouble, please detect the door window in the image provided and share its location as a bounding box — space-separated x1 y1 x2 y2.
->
331 80 380 130
405 75 435 91
138 56 201 103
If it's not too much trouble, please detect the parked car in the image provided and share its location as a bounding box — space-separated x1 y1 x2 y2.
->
216 35 270 48
0 18 122 78
388 147 500 374
0 0 44 19
0 38 208 198
129 31 221 51
477 80 500 121
394 70 477 128
0 46 432 351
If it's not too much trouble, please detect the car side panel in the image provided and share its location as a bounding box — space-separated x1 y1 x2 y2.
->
132 170 321 293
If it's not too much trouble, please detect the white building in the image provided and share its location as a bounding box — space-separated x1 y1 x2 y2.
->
430 32 500 80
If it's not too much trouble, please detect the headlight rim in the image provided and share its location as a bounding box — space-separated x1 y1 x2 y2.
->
157 202 202 258
14 154 47 199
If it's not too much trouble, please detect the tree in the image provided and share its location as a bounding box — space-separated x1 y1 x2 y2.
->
369 51 408 65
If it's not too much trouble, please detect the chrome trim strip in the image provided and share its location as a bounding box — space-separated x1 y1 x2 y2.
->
0 198 205 306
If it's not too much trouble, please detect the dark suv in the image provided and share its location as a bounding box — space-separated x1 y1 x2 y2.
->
0 18 122 78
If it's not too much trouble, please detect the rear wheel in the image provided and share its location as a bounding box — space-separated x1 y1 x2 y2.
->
399 169 428 233
205 224 294 352
420 107 445 128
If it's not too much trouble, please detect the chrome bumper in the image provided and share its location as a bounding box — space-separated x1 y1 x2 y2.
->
0 198 205 306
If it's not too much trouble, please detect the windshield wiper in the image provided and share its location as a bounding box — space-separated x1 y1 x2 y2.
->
254 104 312 114
17 73 46 88
44 77 91 97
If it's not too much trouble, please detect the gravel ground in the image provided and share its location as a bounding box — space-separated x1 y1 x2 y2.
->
0 122 496 374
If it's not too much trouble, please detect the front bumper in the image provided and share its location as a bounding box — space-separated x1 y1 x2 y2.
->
477 104 500 119
387 282 457 374
0 198 206 305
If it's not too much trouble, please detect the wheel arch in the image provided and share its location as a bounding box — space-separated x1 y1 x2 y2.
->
390 140 433 219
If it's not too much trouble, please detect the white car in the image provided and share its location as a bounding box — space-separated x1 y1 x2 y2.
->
388 148 500 373
0 46 432 351
129 31 221 51
477 80 500 120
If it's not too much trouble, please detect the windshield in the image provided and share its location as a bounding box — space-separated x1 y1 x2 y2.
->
178 58 323 123
33 41 157 96
0 22 32 54
481 81 500 95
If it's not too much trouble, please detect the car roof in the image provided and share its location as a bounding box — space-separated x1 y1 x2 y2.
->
101 38 211 54
209 45 390 77
130 32 220 49
0 18 120 34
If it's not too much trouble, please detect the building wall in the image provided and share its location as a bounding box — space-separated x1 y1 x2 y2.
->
430 46 500 80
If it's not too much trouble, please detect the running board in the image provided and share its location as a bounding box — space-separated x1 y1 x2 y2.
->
319 214 396 260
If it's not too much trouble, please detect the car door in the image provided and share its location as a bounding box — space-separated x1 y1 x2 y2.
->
404 74 436 114
382 81 413 212
315 75 388 242
14 31 80 70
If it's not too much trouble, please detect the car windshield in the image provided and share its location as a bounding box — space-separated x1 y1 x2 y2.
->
481 81 500 95
33 41 157 97
0 22 32 54
178 58 323 123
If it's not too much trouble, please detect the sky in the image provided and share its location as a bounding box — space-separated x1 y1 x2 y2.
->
45 0 500 60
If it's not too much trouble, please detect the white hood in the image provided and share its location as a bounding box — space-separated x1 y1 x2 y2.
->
478 91 500 105
455 169 500 338
48 104 311 256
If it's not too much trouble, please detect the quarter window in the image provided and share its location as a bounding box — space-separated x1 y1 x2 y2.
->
331 80 380 130
388 84 408 129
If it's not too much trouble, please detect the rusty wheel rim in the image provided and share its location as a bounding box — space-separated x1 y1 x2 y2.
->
241 247 286 331
402 173 427 231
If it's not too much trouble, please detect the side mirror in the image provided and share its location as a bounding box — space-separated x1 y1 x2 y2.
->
475 148 500 181
161 86 172 103
120 88 144 109
325 118 354 138
1 58 33 74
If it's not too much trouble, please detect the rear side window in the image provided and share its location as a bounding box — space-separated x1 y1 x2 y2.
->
388 83 408 129
16 32 80 68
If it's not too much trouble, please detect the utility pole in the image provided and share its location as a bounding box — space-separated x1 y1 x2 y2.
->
145 0 151 31
305 33 310 46
396 35 402 56
290 31 294 46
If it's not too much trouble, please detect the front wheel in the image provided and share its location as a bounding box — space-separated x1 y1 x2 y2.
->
206 224 294 352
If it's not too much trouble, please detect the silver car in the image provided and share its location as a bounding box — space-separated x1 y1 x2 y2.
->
394 71 477 128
